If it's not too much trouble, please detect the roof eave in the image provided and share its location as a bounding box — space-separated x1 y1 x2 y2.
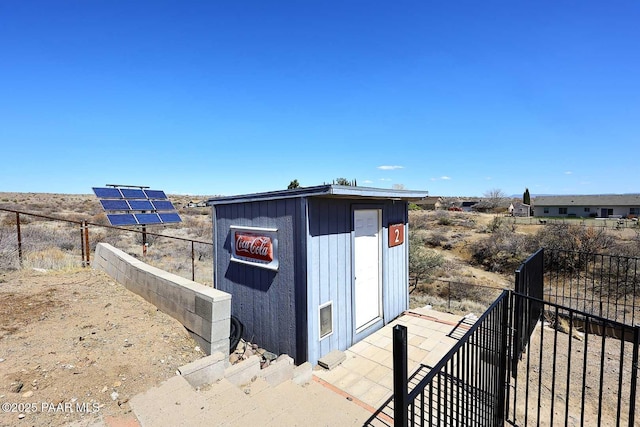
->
207 185 429 206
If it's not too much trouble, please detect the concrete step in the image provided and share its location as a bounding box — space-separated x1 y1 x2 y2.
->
130 365 372 426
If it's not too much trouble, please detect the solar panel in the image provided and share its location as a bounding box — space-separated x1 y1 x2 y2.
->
121 188 146 199
93 184 182 226
135 213 162 224
144 190 167 199
93 187 122 199
151 200 175 211
107 214 138 225
100 199 131 210
159 212 182 223
128 200 154 210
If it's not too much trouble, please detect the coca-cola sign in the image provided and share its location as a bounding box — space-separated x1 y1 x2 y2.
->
235 233 273 262
230 226 279 270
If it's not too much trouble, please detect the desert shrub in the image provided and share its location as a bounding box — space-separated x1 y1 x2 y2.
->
35 225 77 252
194 242 212 261
409 231 444 287
2 213 33 226
180 208 200 217
435 211 452 226
25 202 45 210
410 292 490 315
426 231 448 247
62 213 87 224
438 280 502 304
409 211 430 231
89 212 109 225
89 229 123 250
458 218 477 229
0 226 19 270
183 216 211 239
470 228 536 273
23 247 78 270
531 223 615 254
487 216 503 233
134 231 158 246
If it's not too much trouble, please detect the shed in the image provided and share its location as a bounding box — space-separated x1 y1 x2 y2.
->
208 185 428 365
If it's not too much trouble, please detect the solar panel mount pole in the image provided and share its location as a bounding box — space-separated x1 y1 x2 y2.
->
142 225 147 256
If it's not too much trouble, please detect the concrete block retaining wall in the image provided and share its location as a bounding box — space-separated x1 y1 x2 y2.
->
93 243 231 356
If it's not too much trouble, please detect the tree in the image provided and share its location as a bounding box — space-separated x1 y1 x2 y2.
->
475 188 508 212
409 231 444 291
287 179 300 189
392 183 406 190
334 177 356 186
523 188 531 205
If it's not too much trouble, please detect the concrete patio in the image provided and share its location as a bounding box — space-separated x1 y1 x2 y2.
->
82 307 473 427
314 306 476 423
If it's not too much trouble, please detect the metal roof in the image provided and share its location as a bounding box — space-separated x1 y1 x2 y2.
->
207 185 429 206
533 194 640 206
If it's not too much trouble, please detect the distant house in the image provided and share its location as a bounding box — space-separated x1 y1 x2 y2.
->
509 202 531 217
461 200 479 212
414 196 444 210
533 194 640 218
187 200 208 208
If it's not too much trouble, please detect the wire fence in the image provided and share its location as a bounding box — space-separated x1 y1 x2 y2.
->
507 215 640 229
435 279 506 310
0 207 214 285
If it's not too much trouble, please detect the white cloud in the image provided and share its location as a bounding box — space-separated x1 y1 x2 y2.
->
377 165 404 170
379 178 392 182
564 171 573 175
440 176 451 180
362 180 374 184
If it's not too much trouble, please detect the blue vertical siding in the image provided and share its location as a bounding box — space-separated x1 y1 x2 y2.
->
306 199 353 364
306 198 409 365
213 195 409 366
383 201 410 323
213 198 307 362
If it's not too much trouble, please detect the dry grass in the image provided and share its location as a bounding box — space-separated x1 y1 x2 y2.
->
0 192 215 285
409 210 513 314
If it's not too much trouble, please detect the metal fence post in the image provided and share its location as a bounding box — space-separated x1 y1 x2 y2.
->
191 241 195 281
15 212 23 267
393 324 408 427
495 292 510 426
629 325 639 427
80 221 85 266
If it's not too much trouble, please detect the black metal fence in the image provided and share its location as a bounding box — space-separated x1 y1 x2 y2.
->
513 248 544 370
544 249 640 326
506 294 639 427
393 247 640 426
393 291 510 427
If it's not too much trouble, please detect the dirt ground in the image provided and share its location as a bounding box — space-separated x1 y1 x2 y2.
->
509 321 637 427
0 268 205 427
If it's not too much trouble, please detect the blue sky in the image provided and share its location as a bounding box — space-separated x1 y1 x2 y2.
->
1 1 639 197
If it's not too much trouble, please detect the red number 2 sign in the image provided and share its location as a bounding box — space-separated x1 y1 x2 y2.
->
388 223 405 247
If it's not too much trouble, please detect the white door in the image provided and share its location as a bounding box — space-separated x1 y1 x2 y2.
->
354 209 382 331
